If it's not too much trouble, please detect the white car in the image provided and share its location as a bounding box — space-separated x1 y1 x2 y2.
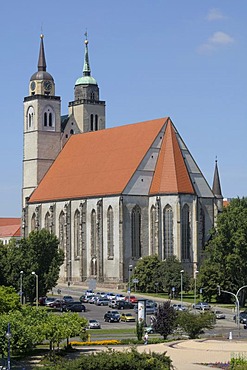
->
88 319 101 329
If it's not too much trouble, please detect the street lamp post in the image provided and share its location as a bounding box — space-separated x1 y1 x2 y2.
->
128 265 133 302
5 322 11 370
194 270 199 306
180 270 184 305
20 271 23 304
218 286 240 336
32 272 39 308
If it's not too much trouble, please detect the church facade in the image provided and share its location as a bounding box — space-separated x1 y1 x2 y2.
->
22 35 223 286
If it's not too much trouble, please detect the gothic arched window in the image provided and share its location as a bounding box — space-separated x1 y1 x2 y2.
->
43 106 55 130
107 206 114 259
95 115 98 131
59 211 65 250
27 106 34 130
163 205 173 258
181 204 191 260
44 212 50 231
91 210 96 256
31 213 36 231
90 114 94 131
150 206 156 255
131 205 141 258
74 210 80 258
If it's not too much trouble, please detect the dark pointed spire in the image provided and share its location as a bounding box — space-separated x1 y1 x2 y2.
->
38 34 47 72
212 158 222 198
83 31 91 77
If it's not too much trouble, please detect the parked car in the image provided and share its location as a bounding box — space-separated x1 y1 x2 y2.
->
88 319 101 329
144 326 155 334
88 296 98 304
47 299 67 310
106 293 116 300
108 299 118 308
214 310 226 319
120 312 136 322
38 296 47 306
234 312 247 324
80 295 90 303
124 296 138 304
66 301 86 312
85 290 94 297
62 295 74 303
45 297 56 306
115 294 125 301
115 301 134 310
193 302 211 310
104 310 121 322
95 298 110 306
172 304 187 311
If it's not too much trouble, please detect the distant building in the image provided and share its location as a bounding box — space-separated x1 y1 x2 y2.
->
0 218 21 244
22 34 223 286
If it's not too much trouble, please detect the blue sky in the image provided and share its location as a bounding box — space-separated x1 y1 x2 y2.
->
1 0 246 217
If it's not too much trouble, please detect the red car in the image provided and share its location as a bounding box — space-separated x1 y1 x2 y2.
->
125 295 138 303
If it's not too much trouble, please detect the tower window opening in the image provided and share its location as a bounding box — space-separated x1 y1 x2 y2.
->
90 114 94 131
95 115 98 131
91 92 95 100
44 112 47 126
49 113 52 127
70 129 74 134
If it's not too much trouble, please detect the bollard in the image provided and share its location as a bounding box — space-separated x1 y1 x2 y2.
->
229 331 232 340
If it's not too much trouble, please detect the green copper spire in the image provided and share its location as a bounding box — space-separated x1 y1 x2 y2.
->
75 32 97 86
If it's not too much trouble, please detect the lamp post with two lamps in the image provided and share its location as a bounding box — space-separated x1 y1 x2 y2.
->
6 322 11 370
20 271 23 304
32 272 39 308
128 265 133 302
180 270 184 305
194 270 199 306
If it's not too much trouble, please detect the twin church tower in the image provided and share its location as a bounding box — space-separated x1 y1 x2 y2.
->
23 34 105 207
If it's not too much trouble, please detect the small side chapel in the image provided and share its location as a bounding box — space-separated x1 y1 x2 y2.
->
22 34 223 285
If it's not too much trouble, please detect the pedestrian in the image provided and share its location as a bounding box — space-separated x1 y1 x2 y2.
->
143 332 148 345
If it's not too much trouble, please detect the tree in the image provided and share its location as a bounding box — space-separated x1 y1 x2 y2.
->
199 197 247 305
176 311 215 339
152 301 177 339
1 229 64 302
157 256 190 297
0 286 21 313
131 255 162 293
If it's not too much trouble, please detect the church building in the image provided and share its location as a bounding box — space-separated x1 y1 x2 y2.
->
22 34 223 286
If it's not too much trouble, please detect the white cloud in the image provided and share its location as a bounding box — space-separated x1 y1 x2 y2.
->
206 8 227 21
198 31 234 54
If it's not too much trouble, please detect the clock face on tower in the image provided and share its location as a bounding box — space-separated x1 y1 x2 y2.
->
44 80 52 91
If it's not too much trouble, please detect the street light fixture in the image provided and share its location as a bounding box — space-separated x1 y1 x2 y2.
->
180 270 184 305
5 322 11 370
32 271 39 308
128 265 133 302
20 271 23 304
194 270 199 306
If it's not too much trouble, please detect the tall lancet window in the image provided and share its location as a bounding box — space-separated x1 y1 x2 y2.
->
163 205 174 258
107 206 114 259
90 209 97 275
31 213 36 231
131 205 141 258
181 204 191 260
150 206 156 255
44 212 50 231
74 210 80 258
59 211 65 251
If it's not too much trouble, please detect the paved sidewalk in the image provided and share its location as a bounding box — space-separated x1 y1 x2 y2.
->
137 339 247 369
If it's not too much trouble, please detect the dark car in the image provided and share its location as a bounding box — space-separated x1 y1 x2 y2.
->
48 299 67 311
66 301 86 312
104 310 121 322
63 295 74 303
115 301 134 310
234 312 247 324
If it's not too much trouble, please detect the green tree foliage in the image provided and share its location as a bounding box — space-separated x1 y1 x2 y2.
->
0 229 64 302
158 256 190 297
176 311 215 339
199 198 247 305
0 286 21 313
0 306 88 357
45 347 173 370
131 255 190 294
152 301 177 339
131 255 162 293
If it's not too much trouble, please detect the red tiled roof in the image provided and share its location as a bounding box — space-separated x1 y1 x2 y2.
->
29 118 168 203
150 119 194 194
0 218 21 238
